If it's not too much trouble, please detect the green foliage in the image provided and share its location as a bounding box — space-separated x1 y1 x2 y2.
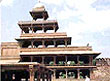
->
79 61 84 65
93 59 96 66
80 75 83 79
68 72 75 78
58 61 65 65
59 72 66 78
80 72 84 79
70 61 75 65
49 61 54 66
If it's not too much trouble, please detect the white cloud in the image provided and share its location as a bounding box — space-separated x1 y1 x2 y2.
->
41 0 63 5
0 0 14 6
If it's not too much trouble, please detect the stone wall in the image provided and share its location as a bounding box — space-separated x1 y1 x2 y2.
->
92 58 110 81
93 66 110 81
96 58 110 66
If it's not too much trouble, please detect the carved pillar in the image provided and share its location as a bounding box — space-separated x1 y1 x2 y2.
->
53 25 56 32
32 28 34 33
65 56 67 66
31 41 34 48
53 56 56 65
30 56 33 62
65 40 67 47
53 40 56 47
42 56 45 64
65 69 68 79
89 56 93 65
77 69 80 79
77 56 80 65
42 40 45 48
29 65 35 81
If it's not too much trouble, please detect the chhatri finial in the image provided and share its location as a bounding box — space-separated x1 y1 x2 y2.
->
38 0 41 3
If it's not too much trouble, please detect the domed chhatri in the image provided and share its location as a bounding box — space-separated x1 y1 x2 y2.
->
32 3 45 11
30 1 48 20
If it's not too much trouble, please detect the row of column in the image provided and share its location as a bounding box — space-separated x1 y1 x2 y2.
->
21 25 57 34
22 40 68 48
52 69 93 79
26 55 93 66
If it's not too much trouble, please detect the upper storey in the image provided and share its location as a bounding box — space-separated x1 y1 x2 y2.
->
18 3 59 34
30 3 48 20
18 20 58 33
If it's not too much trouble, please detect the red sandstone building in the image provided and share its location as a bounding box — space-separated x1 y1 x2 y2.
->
0 2 101 81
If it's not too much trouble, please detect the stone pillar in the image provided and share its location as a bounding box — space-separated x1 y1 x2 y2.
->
77 56 80 65
65 69 68 79
53 25 56 32
29 65 35 81
65 40 67 47
31 41 34 48
77 69 80 79
53 40 56 47
30 56 33 62
32 28 34 33
53 56 56 65
42 40 45 48
65 56 67 66
42 56 45 64
89 56 93 65
42 25 46 33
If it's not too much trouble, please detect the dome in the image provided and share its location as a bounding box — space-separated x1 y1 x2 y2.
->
33 3 44 9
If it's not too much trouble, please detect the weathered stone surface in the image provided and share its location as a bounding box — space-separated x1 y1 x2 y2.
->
93 66 110 81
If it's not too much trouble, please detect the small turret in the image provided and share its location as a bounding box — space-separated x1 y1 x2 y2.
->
30 2 48 20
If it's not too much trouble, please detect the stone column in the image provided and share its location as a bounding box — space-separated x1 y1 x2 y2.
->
77 56 80 65
31 41 34 48
65 40 67 47
32 28 34 33
65 69 68 79
53 25 56 32
53 40 56 47
53 56 56 65
65 56 67 66
89 56 93 65
30 56 33 62
77 69 80 79
42 40 45 48
29 65 35 81
42 56 45 64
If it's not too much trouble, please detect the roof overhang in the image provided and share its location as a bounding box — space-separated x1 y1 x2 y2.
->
20 51 101 56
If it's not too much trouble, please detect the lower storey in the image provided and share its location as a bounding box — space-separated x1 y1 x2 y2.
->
1 68 93 81
1 70 51 81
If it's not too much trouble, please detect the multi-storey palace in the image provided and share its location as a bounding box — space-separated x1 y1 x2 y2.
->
0 2 101 81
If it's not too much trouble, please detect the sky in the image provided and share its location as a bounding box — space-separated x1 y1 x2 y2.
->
0 0 110 58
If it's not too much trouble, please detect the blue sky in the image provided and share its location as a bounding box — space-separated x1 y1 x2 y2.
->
0 0 110 57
